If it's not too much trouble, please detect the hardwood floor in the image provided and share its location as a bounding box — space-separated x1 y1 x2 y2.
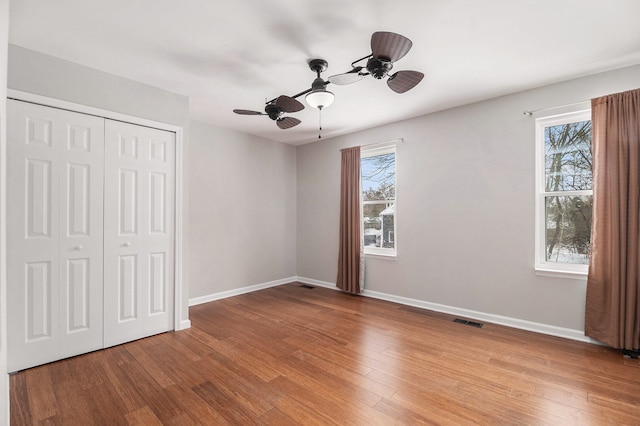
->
10 283 640 424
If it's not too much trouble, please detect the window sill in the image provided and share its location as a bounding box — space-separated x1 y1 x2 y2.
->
365 252 397 260
535 267 587 280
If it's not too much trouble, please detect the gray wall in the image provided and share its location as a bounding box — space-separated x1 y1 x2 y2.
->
297 65 640 332
188 120 297 298
8 45 188 127
6 45 191 326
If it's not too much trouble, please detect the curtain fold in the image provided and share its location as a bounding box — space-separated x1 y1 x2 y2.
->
336 146 364 294
585 88 640 350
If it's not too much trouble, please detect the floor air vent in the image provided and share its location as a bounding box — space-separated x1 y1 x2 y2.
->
300 284 315 289
453 318 484 328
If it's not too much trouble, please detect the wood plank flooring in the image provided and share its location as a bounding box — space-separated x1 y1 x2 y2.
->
10 282 640 424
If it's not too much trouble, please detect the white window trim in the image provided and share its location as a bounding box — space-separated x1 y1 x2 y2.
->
362 144 397 257
534 109 591 278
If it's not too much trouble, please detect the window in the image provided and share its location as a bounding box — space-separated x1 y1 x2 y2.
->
362 145 396 256
535 110 592 276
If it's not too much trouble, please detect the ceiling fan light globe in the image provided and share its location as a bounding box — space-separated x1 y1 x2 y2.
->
306 89 335 109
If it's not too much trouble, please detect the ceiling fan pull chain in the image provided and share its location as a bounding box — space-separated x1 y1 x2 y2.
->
318 109 323 139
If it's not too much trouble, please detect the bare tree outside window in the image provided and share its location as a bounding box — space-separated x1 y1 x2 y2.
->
362 150 396 251
544 120 592 264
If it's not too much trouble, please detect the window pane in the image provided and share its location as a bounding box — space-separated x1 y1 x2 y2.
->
363 203 382 247
545 120 592 191
362 149 396 253
381 208 395 248
362 153 395 201
545 195 592 264
363 202 395 249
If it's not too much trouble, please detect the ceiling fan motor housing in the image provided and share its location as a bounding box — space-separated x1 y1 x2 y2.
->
264 103 282 120
367 57 394 79
311 76 327 91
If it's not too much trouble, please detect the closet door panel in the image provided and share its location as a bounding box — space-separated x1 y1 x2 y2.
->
8 101 61 372
118 254 138 321
7 100 104 372
104 120 175 347
59 111 104 359
25 261 55 341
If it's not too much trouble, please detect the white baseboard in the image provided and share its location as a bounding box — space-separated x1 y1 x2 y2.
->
294 276 337 290
188 276 298 306
295 276 599 345
188 275 598 345
177 319 191 330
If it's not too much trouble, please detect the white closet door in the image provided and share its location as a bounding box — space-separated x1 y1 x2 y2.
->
103 120 175 347
7 100 105 372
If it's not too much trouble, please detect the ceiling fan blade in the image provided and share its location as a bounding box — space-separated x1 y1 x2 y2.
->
277 116 301 129
233 109 263 115
275 95 305 113
387 70 424 93
371 31 413 62
328 67 365 85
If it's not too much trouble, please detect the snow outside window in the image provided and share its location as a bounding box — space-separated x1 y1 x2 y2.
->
535 110 592 277
362 145 396 257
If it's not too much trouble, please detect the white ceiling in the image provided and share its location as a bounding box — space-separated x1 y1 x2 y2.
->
9 0 640 145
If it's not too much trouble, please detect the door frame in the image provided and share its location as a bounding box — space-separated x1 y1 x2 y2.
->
5 89 189 333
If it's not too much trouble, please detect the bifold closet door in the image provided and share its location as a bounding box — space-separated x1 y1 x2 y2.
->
7 100 105 372
103 119 175 347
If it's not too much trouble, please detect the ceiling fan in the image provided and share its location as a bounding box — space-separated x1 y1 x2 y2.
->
232 59 333 130
233 31 423 131
233 95 305 129
329 31 424 93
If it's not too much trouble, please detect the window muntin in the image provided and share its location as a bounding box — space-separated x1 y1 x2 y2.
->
362 146 396 256
535 111 592 275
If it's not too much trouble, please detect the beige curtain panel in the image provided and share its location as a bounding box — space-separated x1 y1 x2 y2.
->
337 146 364 294
585 88 640 350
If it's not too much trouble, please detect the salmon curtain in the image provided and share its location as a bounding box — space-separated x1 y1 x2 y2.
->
336 146 364 294
585 88 640 350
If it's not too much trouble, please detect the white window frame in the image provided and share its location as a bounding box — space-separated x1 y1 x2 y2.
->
535 109 592 278
361 144 397 258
